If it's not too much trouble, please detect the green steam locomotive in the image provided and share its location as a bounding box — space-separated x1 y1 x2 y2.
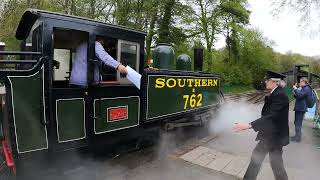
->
0 9 223 178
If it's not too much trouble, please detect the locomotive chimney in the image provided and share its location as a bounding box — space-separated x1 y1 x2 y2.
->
194 48 203 71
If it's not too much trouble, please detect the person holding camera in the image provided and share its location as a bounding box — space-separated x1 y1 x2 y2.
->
292 77 312 142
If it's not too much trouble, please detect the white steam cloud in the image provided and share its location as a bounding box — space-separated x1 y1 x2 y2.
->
209 100 262 135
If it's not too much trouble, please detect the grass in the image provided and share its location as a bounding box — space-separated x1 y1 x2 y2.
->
222 84 255 94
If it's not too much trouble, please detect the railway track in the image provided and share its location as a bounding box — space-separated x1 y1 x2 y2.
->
224 91 266 104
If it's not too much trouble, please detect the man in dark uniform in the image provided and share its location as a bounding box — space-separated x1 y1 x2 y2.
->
233 71 289 180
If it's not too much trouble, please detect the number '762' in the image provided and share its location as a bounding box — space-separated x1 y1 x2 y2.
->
183 94 203 110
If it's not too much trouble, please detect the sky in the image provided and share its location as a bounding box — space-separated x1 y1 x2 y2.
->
215 0 320 57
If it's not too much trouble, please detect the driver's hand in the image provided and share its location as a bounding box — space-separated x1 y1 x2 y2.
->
117 64 127 75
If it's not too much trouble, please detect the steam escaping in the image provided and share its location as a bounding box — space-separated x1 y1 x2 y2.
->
209 100 262 135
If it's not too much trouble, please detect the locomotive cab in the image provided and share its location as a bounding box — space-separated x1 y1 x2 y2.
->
0 9 146 176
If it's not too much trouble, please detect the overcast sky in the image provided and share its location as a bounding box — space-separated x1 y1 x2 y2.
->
215 0 320 57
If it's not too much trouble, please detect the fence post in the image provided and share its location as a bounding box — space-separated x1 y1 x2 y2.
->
0 42 5 60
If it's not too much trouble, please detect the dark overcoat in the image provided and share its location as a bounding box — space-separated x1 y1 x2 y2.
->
251 86 290 147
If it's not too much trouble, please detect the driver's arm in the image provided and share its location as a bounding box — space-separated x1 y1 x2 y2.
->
95 41 120 69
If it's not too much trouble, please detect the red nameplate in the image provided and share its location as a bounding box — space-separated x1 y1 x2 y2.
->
108 107 128 121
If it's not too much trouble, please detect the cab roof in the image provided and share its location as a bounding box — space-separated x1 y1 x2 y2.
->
16 9 147 40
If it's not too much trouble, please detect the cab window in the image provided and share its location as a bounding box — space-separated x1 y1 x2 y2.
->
91 36 140 86
93 36 118 82
117 40 140 84
52 28 88 87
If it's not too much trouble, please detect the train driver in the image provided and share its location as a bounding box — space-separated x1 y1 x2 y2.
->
70 37 127 87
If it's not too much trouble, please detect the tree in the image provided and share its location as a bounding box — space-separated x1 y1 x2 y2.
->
277 52 311 72
272 0 320 34
180 0 220 72
237 29 278 81
211 28 280 86
218 0 250 61
145 0 159 60
311 60 320 74
0 0 31 49
157 0 175 43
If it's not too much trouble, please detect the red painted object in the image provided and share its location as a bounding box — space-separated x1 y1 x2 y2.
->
109 107 128 121
1 140 14 168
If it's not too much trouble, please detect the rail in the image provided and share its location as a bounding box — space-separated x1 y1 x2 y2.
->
0 50 44 73
0 51 42 70
0 60 38 64
0 51 41 55
224 91 266 104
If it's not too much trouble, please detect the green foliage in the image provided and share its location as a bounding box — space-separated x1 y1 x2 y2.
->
221 63 253 85
237 29 279 80
219 0 250 24
210 28 280 86
222 84 254 94
311 60 320 75
0 0 28 50
157 0 175 43
218 0 250 61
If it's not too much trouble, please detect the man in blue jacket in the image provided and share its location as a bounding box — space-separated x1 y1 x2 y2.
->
292 77 311 142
